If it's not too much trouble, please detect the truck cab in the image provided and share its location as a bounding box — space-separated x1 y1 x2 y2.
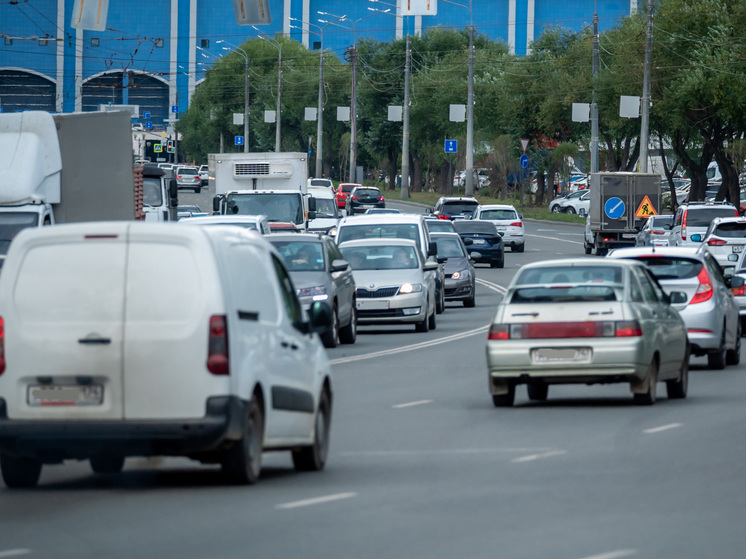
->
141 164 178 222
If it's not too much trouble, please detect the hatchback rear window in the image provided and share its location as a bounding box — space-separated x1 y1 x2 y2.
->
354 189 380 197
713 223 746 238
453 221 498 235
442 202 478 214
341 184 358 193
479 209 518 220
178 167 198 175
626 256 703 280
685 208 737 226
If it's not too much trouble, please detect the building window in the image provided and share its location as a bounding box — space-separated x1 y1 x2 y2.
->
91 37 99 47
4 37 12 46
312 41 321 50
201 39 209 48
155 38 164 48
38 38 48 46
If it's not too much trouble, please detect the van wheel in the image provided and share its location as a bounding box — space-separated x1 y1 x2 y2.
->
321 305 340 348
339 305 357 344
90 454 125 474
222 398 263 484
292 389 331 472
1 453 42 488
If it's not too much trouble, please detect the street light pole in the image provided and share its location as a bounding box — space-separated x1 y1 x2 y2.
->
639 0 654 173
591 1 599 174
252 28 283 152
218 40 250 153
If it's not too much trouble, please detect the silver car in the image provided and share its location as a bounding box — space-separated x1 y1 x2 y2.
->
175 165 202 193
486 258 689 407
269 233 357 348
607 245 742 369
635 214 674 247
701 216 746 269
339 238 437 333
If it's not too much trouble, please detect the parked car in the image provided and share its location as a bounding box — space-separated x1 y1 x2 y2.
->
475 204 525 252
268 233 357 348
335 183 361 209
452 219 504 268
668 201 738 247
486 258 690 407
0 222 333 487
424 217 457 234
428 197 479 220
338 238 437 332
559 189 591 215
700 216 746 269
180 214 271 235
430 232 476 307
335 213 446 314
635 214 674 247
607 245 742 369
175 165 202 193
199 164 209 186
549 189 586 213
453 169 490 189
346 186 385 215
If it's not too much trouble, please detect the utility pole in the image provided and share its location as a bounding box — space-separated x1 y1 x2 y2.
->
348 45 357 182
590 2 599 174
243 55 250 153
316 44 324 176
639 0 654 173
465 21 475 196
401 31 411 198
275 49 282 152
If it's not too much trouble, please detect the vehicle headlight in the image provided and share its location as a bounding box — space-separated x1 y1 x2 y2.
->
452 269 470 280
296 285 328 301
399 283 423 294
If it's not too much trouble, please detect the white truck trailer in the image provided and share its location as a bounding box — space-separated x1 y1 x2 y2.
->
210 152 317 229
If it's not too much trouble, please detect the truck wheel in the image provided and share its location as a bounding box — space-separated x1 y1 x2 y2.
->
1 453 42 488
222 398 263 484
292 389 331 472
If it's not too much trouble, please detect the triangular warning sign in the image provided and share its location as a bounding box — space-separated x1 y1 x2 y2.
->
635 195 658 218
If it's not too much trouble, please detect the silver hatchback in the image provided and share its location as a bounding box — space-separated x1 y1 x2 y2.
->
175 166 202 193
607 245 742 369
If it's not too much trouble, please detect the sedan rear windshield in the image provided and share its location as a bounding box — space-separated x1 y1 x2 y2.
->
515 265 623 285
685 208 737 226
651 216 673 227
453 221 498 235
353 189 380 197
713 222 746 238
625 257 702 280
510 285 618 303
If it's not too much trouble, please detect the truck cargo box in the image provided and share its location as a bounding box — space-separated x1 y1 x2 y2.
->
590 172 661 233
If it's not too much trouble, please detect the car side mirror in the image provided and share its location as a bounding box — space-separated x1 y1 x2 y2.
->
213 196 221 213
331 259 349 272
428 242 438 257
424 261 439 271
728 275 745 288
727 254 739 262
307 300 333 334
425 208 433 214
690 233 702 242
168 179 178 199
668 291 687 305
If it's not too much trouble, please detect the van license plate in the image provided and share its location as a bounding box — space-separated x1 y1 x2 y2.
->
733 245 743 253
27 384 103 406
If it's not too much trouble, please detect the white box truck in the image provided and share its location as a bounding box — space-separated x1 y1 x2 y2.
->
210 152 317 230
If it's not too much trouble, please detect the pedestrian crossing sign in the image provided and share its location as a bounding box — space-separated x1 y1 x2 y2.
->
635 195 657 218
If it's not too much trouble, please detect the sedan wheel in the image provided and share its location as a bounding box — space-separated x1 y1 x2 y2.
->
491 384 515 407
566 207 576 214
726 322 741 365
633 359 658 405
708 328 727 370
667 343 689 399
90 454 125 474
1 453 42 488
339 305 357 344
527 383 548 401
551 205 560 213
436 286 445 314
321 305 340 348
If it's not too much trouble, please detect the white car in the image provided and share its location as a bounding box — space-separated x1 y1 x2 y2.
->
199 164 208 186
0 222 333 487
475 204 525 252
559 189 591 216
179 214 271 234
307 186 341 235
701 216 746 269
549 189 586 213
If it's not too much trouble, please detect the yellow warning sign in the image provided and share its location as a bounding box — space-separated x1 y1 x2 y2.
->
635 195 658 218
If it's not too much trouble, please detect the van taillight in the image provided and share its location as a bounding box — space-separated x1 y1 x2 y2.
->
0 317 5 375
207 315 229 375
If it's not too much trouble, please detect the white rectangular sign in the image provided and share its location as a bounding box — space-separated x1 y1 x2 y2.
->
232 0 271 25
388 106 402 122
337 107 350 122
403 0 438 16
620 95 640 119
449 104 465 122
264 110 276 123
572 103 589 123
71 0 110 31
233 113 244 125
304 107 317 121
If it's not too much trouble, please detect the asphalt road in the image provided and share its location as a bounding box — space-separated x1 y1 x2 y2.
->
1 200 744 559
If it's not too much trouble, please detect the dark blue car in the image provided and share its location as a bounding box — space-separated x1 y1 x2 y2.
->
453 220 504 268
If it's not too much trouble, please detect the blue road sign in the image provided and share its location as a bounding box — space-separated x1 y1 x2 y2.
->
171 105 179 113
145 121 153 130
0 108 3 113
235 136 244 146
444 139 457 153
605 197 626 219
143 111 151 119
519 154 529 169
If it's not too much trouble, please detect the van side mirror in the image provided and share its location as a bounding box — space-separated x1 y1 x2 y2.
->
307 196 317 212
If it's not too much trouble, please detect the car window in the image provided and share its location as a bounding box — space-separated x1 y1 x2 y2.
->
441 201 479 214
625 256 702 280
271 240 325 272
713 222 746 237
425 221 456 233
686 207 737 226
222 243 279 325
516 265 623 285
629 273 644 302
339 244 419 270
337 223 420 246
453 221 498 235
510 285 618 303
177 167 198 174
641 268 668 302
433 237 466 258
271 255 304 327
637 272 659 303
479 209 518 220
705 253 727 284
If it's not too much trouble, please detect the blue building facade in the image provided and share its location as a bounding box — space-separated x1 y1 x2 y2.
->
0 0 636 119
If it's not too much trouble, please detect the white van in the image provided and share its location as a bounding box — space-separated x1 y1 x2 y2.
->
0 222 333 487
307 186 340 234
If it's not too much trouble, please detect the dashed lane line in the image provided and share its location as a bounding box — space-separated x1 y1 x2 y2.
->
512 450 567 463
577 550 637 559
643 423 682 434
0 551 32 558
276 492 358 510
393 400 433 409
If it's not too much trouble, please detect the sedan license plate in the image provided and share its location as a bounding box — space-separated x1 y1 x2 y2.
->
357 299 389 310
733 245 744 253
532 348 591 364
361 204 375 209
471 238 486 245
28 384 103 406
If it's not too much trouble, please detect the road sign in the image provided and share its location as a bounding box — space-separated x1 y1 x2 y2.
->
519 154 529 169
171 105 179 113
444 139 457 153
605 197 626 220
520 138 529 153
235 136 244 146
154 144 162 153
145 121 152 130
143 111 151 119
635 195 658 218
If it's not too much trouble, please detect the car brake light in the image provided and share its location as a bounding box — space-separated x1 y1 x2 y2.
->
690 267 714 304
351 196 358 200
651 230 664 235
732 285 746 297
510 222 522 227
487 321 638 339
207 315 229 374
0 317 5 375
681 211 687 240
615 321 643 337
437 214 450 220
707 239 727 246
176 175 182 179
379 196 385 201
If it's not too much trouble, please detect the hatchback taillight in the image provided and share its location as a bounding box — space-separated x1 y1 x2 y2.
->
732 285 746 297
0 316 5 375
351 196 358 200
379 196 385 201
176 175 183 179
510 221 522 227
207 315 229 375
707 239 727 246
690 267 714 304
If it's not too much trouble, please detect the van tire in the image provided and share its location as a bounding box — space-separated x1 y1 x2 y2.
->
1 453 42 488
222 398 263 484
292 389 331 472
90 454 125 474
339 305 357 344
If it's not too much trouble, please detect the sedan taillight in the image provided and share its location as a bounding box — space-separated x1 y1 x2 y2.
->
488 320 641 340
510 221 522 227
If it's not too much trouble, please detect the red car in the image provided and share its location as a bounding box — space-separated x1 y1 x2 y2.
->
336 183 361 209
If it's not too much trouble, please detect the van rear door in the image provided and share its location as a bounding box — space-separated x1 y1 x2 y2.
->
2 225 129 420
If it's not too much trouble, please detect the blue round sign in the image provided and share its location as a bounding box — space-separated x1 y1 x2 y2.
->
519 154 529 169
605 197 625 219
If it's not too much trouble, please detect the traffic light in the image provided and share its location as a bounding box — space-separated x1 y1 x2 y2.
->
167 141 175 153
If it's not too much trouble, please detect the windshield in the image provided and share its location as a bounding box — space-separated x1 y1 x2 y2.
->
314 198 337 218
433 237 466 258
425 221 456 233
226 193 303 224
441 202 478 215
337 223 420 246
310 179 332 187
143 177 164 207
271 241 325 272
510 285 618 303
340 245 419 270
0 212 39 255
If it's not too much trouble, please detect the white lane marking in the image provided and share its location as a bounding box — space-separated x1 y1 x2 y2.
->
329 324 490 365
578 550 637 559
527 233 583 245
643 423 682 434
393 400 432 409
512 450 567 463
475 278 507 293
341 448 553 456
276 492 357 510
0 550 32 558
